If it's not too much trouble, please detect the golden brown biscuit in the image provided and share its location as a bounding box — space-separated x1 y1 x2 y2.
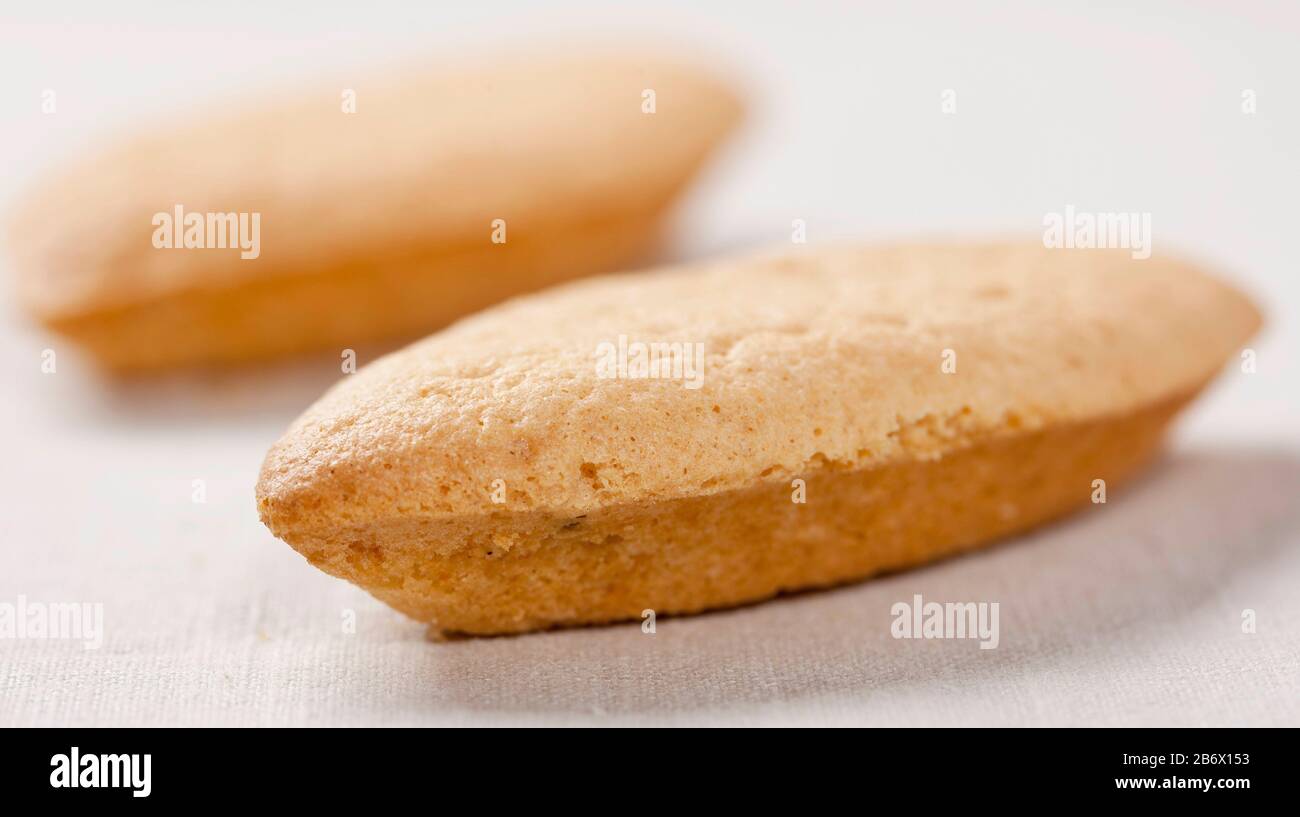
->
8 49 742 372
256 243 1261 636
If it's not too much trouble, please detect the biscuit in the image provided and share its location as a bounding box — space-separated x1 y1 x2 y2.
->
256 243 1261 636
8 49 742 372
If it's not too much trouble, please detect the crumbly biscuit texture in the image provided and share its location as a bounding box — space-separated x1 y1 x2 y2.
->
259 243 1260 534
291 390 1191 635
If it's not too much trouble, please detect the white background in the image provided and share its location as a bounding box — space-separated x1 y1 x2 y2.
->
1 1 1297 726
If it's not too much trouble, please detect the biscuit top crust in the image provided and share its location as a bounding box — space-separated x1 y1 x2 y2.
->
9 49 743 320
257 243 1261 533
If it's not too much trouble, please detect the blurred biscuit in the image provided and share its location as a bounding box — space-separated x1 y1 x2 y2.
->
9 49 743 371
256 243 1261 636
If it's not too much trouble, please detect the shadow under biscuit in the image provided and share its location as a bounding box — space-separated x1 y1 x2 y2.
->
365 446 1300 721
25 344 392 430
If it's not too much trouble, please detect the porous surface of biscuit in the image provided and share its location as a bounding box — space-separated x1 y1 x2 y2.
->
257 243 1260 635
9 49 742 371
